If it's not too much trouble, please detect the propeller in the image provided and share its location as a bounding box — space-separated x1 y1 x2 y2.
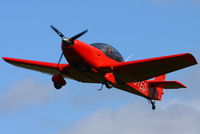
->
50 25 88 66
50 25 88 47
50 25 65 39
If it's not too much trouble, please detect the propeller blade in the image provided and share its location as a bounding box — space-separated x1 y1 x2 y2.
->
70 29 88 41
57 52 64 66
50 26 88 66
50 25 65 39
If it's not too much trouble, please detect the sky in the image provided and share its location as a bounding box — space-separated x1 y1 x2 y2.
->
0 0 200 134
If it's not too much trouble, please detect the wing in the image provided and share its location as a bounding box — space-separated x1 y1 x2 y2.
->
2 57 66 75
2 57 102 83
112 53 197 83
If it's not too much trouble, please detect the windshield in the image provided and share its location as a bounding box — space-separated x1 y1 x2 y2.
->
91 43 124 62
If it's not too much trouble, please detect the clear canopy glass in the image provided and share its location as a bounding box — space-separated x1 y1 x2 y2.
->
91 43 124 62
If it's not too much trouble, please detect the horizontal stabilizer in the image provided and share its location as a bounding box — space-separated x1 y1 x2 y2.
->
148 80 186 89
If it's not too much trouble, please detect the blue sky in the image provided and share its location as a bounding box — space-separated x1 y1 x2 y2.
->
0 0 200 134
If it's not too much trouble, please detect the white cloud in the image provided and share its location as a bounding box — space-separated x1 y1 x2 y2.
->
59 100 200 134
0 78 54 112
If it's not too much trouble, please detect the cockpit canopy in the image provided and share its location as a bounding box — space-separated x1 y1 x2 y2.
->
91 43 124 62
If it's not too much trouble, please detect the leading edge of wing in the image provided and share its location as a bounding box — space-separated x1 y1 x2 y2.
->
112 53 198 82
2 57 67 75
116 53 197 67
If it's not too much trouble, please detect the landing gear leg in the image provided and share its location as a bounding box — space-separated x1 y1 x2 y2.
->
98 83 104 91
148 99 156 110
98 81 114 91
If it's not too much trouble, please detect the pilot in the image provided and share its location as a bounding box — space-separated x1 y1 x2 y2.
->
106 47 113 54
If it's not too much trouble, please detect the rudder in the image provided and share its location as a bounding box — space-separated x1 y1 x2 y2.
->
148 74 166 100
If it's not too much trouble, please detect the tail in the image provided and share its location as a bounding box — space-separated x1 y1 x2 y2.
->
154 74 166 81
147 74 186 100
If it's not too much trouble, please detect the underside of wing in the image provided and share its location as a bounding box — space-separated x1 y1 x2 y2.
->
112 53 197 83
2 57 103 83
2 57 66 75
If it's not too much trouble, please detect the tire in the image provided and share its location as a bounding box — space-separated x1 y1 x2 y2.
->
54 82 62 89
152 105 156 110
105 81 113 89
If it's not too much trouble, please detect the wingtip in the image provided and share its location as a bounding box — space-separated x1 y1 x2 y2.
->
184 53 198 65
2 57 17 63
2 57 8 62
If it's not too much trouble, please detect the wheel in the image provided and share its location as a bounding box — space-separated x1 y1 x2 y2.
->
105 81 113 89
152 105 156 110
54 82 62 89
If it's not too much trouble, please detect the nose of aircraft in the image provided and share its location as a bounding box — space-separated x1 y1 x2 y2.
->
62 38 73 47
50 25 88 66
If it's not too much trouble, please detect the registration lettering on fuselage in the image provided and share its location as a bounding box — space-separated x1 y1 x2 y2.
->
133 81 148 92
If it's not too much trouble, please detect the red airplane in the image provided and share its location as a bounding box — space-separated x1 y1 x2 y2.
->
2 25 198 110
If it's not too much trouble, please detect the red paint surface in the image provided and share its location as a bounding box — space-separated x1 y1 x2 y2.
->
2 40 198 101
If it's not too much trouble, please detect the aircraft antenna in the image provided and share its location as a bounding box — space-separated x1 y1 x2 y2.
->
125 54 133 61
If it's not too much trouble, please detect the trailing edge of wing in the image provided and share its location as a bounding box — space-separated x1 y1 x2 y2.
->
2 57 67 75
112 53 197 83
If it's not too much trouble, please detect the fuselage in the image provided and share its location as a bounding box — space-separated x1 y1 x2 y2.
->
60 40 150 99
62 40 122 72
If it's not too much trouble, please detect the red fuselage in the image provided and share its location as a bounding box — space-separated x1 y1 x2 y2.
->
61 40 151 99
62 40 119 71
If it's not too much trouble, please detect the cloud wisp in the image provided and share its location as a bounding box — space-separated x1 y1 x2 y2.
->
60 100 200 134
0 78 53 112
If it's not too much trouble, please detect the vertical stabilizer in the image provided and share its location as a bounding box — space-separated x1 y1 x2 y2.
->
154 74 166 81
148 74 166 100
